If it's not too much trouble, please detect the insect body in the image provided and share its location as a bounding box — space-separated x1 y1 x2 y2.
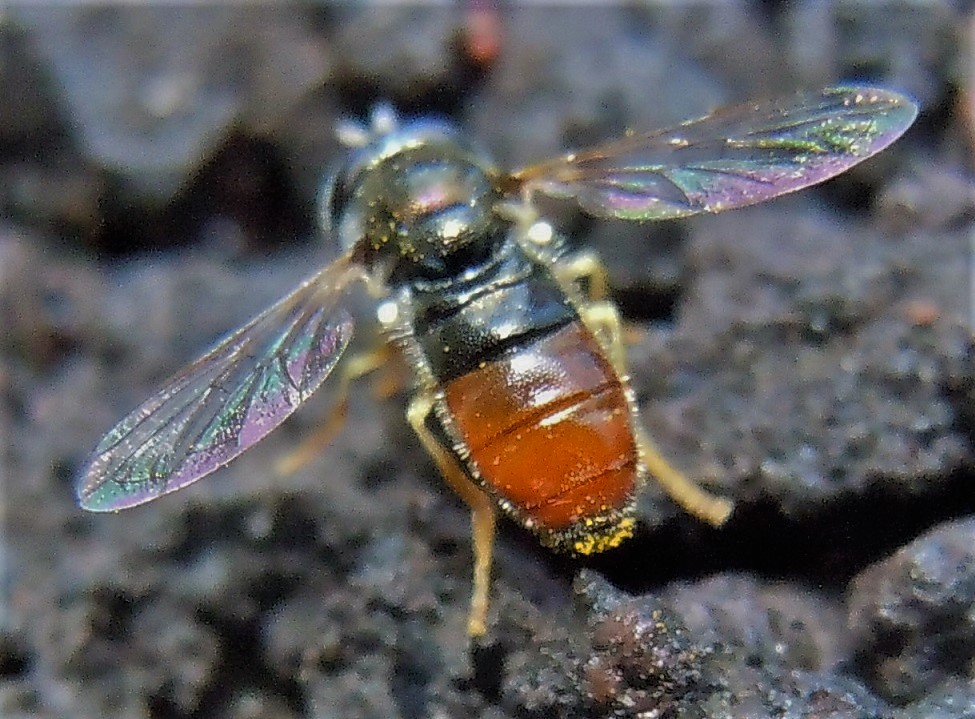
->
78 87 917 636
405 222 641 553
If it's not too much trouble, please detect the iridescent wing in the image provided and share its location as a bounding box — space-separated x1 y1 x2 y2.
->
512 86 918 220
77 253 362 512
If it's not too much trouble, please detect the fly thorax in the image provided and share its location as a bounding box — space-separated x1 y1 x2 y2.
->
324 127 507 287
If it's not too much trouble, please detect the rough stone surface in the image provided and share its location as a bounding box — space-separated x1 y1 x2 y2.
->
848 518 975 705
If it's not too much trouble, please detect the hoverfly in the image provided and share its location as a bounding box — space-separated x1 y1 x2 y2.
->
78 87 917 636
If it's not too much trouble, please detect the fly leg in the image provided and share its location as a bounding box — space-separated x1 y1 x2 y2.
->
556 251 636 366
555 250 610 301
275 346 396 477
634 426 733 527
407 391 496 637
579 294 734 529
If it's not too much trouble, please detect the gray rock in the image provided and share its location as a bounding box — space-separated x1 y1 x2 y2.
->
848 517 975 704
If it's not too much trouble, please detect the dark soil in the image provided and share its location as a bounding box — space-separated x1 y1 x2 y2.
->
2 6 973 719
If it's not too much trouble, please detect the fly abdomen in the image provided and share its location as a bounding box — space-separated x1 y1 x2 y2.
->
406 240 638 553
441 320 638 553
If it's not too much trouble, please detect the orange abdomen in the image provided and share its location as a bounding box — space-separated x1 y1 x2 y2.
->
442 321 637 536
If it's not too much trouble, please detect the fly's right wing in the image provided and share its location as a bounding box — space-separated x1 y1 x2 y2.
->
513 86 918 221
77 253 362 512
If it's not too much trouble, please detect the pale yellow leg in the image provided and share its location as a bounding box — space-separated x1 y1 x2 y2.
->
556 250 610 302
578 300 629 375
407 391 496 637
580 290 734 528
275 347 394 477
635 428 733 527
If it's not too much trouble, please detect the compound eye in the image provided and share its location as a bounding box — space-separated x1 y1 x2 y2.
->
318 169 349 244
321 157 380 254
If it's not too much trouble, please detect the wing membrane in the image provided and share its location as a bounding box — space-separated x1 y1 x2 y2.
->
513 86 918 220
77 255 360 511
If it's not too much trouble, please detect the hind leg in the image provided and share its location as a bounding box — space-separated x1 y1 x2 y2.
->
577 288 734 528
407 391 497 637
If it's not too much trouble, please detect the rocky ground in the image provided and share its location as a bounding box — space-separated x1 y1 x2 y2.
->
2 5 973 719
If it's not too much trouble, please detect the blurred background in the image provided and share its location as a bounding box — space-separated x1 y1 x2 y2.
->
2 5 973 719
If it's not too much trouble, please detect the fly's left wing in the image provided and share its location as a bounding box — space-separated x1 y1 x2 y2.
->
77 254 361 512
512 86 918 221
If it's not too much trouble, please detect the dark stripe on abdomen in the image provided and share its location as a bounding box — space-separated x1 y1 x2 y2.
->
411 254 575 383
